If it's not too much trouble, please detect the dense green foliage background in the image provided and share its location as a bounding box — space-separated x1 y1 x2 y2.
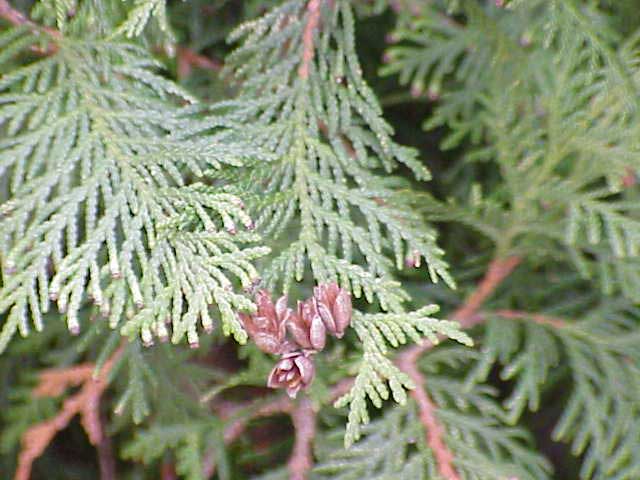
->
1 1 640 479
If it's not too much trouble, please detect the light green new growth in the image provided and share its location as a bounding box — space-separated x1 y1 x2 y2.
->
113 0 171 40
0 32 268 352
30 0 76 31
336 306 472 447
219 0 453 303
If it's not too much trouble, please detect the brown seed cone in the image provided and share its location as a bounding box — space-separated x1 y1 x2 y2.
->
239 290 292 354
287 298 326 351
267 350 315 398
313 282 352 338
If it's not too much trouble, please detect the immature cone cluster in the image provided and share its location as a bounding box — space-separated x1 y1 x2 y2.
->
239 283 352 398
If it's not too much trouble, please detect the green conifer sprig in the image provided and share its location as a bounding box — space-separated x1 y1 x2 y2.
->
123 420 228 480
210 0 471 443
316 347 552 480
0 34 268 352
2 1 640 478
334 306 472 447
216 0 453 306
113 0 171 40
465 304 640 479
385 0 640 286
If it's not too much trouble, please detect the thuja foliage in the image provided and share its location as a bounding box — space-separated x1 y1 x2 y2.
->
1 0 639 479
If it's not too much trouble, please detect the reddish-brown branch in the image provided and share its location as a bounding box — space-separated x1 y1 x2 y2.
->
202 378 352 478
214 395 319 480
222 395 294 444
204 258 522 479
622 167 637 188
492 309 567 329
176 46 222 79
33 364 95 396
396 352 460 480
399 256 521 364
395 255 521 480
220 377 353 443
201 395 294 478
288 397 316 480
14 345 125 480
298 0 322 79
453 256 521 325
0 0 60 54
96 414 117 480
161 462 178 480
0 0 40 30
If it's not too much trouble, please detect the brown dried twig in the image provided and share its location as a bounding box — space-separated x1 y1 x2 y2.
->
14 345 125 480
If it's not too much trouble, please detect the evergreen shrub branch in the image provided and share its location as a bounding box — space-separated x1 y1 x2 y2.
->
0 28 269 351
2 1 640 479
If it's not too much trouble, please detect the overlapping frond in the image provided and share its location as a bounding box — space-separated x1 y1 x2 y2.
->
217 0 452 308
313 402 431 479
467 304 640 479
123 420 228 480
317 347 552 480
566 196 640 258
553 305 640 480
207 0 467 445
465 317 561 424
334 307 471 447
382 1 537 148
0 34 268 351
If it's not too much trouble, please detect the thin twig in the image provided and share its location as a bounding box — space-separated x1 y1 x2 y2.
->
398 256 522 364
204 258 522 480
14 345 125 480
622 166 636 188
176 46 222 79
205 257 522 479
218 378 351 446
453 256 522 325
396 352 460 480
161 461 178 480
96 413 117 480
288 397 316 480
202 395 294 478
492 309 567 329
0 0 60 54
0 0 43 31
203 378 352 478
223 395 294 444
298 0 322 79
